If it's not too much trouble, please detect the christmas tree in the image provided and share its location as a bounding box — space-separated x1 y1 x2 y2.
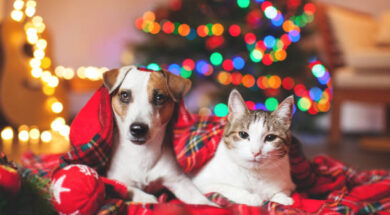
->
130 0 332 118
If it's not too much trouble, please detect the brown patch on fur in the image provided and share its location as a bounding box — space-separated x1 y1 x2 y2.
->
111 89 131 121
147 72 175 125
103 69 119 91
160 70 191 102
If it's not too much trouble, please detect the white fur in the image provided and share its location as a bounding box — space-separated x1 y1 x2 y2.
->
192 91 295 206
106 67 213 206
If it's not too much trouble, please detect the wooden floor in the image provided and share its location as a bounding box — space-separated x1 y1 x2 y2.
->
297 133 390 170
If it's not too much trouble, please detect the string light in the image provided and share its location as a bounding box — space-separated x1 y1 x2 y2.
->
41 130 52 143
18 125 29 142
1 127 14 141
4 0 73 144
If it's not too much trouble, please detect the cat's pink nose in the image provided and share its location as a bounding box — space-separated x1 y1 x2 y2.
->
252 151 261 157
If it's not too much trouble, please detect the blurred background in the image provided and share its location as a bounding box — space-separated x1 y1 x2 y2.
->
0 0 389 169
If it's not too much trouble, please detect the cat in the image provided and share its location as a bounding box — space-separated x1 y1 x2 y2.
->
192 89 296 206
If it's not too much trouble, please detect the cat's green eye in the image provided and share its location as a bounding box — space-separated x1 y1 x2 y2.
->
238 131 249 139
265 134 277 142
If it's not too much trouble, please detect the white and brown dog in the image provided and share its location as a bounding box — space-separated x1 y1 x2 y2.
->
102 66 213 205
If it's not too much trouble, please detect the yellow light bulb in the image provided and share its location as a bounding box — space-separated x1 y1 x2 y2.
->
36 39 47 50
13 0 24 10
1 127 14 141
18 130 29 142
33 49 45 59
51 102 63 113
27 35 38 44
59 125 70 137
43 85 55 96
26 0 37 8
29 58 40 68
11 10 24 22
41 71 52 83
63 68 75 80
77 67 86 79
25 6 36 17
55 66 65 78
36 23 46 33
48 76 59 87
51 117 66 131
29 127 40 140
41 57 51 69
41 130 52 143
32 16 43 25
31 68 43 78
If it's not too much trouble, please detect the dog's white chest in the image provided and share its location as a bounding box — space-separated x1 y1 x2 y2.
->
107 140 162 189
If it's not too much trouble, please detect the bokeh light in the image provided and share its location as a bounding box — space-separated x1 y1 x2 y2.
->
214 103 229 117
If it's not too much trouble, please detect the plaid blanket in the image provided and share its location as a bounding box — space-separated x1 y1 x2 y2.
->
21 86 390 214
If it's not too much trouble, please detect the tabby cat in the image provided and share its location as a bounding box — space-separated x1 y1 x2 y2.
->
192 89 296 206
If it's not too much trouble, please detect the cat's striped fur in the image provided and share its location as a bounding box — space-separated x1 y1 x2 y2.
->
192 89 296 206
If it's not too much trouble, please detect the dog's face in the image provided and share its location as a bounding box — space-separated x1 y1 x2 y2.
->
103 66 191 145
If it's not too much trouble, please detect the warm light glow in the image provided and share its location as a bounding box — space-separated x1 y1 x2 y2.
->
51 101 63 113
18 124 29 142
59 125 70 138
41 57 51 69
42 85 55 96
32 16 42 25
35 23 46 33
11 10 24 22
1 127 14 141
36 39 47 50
26 28 38 44
55 66 65 78
29 58 40 68
41 71 52 83
77 67 86 79
48 76 59 87
25 6 36 17
18 130 29 142
33 49 45 59
31 68 43 78
63 68 75 80
29 127 40 140
13 0 24 10
26 0 37 8
51 117 66 131
41 130 52 143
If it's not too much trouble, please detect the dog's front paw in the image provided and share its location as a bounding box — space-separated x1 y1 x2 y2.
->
132 192 158 204
271 193 294 205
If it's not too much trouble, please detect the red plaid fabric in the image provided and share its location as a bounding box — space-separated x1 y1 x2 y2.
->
173 101 226 173
20 85 390 215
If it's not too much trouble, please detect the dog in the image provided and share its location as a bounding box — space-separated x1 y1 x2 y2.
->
103 66 214 205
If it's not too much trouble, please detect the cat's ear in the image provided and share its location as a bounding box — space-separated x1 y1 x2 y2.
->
228 89 248 120
272 95 294 127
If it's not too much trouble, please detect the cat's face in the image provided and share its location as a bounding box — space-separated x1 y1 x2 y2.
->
222 90 294 169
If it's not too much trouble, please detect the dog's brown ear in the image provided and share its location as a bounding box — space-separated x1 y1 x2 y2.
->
161 70 192 102
103 69 119 91
103 66 134 94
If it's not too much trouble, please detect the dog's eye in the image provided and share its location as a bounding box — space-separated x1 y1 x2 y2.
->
153 93 167 106
119 91 130 103
238 131 249 139
265 134 277 142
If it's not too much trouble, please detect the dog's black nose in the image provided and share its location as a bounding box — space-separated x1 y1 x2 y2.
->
130 123 149 137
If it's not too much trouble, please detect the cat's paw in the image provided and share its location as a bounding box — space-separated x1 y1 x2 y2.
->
244 194 263 206
132 192 158 204
270 193 294 205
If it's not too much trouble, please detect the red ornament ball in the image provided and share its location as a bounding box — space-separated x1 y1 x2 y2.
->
0 164 21 196
50 164 105 215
